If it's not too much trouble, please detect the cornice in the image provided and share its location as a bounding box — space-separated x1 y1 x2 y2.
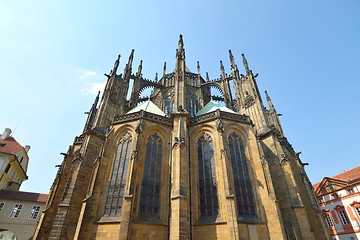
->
190 109 250 125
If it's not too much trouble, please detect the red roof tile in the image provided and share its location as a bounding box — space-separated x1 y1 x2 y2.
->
312 165 360 189
0 135 23 155
331 165 360 181
313 182 321 190
0 190 48 203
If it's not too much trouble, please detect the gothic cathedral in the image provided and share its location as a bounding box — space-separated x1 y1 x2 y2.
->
34 35 330 239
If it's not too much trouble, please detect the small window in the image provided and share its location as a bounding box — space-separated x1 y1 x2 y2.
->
0 234 3 239
332 193 339 199
0 202 4 212
339 210 350 225
347 188 354 194
323 213 333 227
0 143 5 147
29 205 41 220
355 206 360 218
319 198 323 203
9 204 23 218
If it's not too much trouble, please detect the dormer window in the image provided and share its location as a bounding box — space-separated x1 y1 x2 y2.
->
332 193 339 199
347 188 354 194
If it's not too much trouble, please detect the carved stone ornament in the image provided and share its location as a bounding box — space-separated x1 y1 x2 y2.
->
244 95 255 108
279 153 290 165
135 119 144 135
173 136 185 148
216 119 224 133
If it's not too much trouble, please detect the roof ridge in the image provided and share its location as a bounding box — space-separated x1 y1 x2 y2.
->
332 165 360 180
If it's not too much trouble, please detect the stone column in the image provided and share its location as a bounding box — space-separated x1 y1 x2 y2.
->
169 112 191 240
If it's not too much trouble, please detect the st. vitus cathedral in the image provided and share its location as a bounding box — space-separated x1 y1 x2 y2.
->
34 35 330 239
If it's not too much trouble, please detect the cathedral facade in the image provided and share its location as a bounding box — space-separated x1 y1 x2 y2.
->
34 35 330 240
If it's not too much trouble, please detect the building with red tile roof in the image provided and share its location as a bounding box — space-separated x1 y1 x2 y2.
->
0 128 30 191
313 165 360 240
0 128 49 240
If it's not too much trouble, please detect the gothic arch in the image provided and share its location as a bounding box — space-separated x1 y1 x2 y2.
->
139 86 154 99
140 124 169 142
226 131 258 219
137 132 165 220
191 124 217 139
206 83 224 96
195 132 220 219
223 124 250 142
103 131 133 217
110 125 135 145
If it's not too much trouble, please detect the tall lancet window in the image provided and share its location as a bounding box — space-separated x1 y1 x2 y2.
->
198 133 219 218
186 97 199 117
104 132 132 217
139 133 163 220
165 88 174 117
228 132 256 217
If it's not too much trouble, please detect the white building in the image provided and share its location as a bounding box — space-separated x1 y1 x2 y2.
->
314 165 360 240
0 128 29 191
0 128 48 239
0 190 47 240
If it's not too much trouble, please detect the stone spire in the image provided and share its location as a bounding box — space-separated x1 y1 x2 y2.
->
94 53 131 130
113 54 121 76
169 34 191 240
174 34 186 111
242 53 251 76
220 60 225 79
163 62 167 76
229 50 236 70
83 91 100 132
229 50 241 110
129 60 143 109
136 60 143 77
233 53 270 133
178 34 184 54
123 49 134 81
265 90 284 137
220 60 233 108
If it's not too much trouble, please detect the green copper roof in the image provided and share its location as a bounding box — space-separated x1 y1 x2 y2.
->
127 99 167 116
195 100 236 116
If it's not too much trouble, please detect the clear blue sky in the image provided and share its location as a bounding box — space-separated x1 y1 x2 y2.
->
1 1 359 194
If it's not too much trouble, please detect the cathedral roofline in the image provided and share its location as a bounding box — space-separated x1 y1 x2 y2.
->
195 100 236 116
190 108 251 125
113 110 172 125
127 99 166 117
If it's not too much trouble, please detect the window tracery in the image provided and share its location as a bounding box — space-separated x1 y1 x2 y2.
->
139 133 163 220
228 132 256 217
198 133 219 218
104 132 132 217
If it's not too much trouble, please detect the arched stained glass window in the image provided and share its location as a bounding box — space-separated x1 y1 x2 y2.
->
139 133 163 220
104 132 132 217
228 132 256 217
198 133 219 218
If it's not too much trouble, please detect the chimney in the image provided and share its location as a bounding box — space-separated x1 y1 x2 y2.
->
25 145 30 153
0 128 12 140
